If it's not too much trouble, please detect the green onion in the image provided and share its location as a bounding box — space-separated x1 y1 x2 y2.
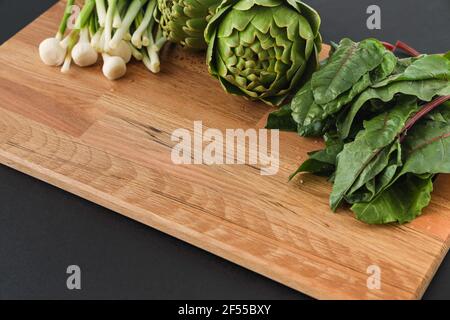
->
95 0 107 27
56 0 75 40
132 0 157 49
103 0 118 52
109 0 149 50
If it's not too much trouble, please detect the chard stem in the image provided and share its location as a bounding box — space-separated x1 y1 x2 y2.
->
382 40 421 57
395 41 421 57
401 95 450 141
381 41 395 52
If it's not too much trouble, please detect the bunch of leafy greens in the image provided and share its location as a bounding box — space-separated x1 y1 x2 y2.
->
267 38 450 224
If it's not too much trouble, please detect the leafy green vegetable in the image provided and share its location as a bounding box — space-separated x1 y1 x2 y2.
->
205 0 322 106
352 106 450 223
266 104 297 132
400 107 450 175
345 140 402 204
266 37 450 224
157 0 220 50
290 133 343 179
352 174 434 224
337 79 450 139
311 38 386 105
276 39 396 137
372 54 450 88
330 98 419 211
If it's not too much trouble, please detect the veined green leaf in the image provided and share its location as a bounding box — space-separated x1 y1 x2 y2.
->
401 107 450 175
266 104 297 131
311 38 386 105
345 140 402 203
289 80 329 136
338 79 450 139
292 51 397 136
291 133 343 179
289 51 396 137
372 54 450 88
352 106 450 224
352 174 434 224
330 99 419 211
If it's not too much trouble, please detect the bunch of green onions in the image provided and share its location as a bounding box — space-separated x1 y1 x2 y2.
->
39 0 166 80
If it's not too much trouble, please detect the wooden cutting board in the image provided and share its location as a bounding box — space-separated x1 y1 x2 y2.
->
1 1 449 300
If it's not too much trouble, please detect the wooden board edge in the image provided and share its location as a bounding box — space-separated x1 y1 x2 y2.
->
0 143 422 300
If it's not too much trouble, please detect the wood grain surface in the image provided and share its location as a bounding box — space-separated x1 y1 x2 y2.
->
1 2 449 300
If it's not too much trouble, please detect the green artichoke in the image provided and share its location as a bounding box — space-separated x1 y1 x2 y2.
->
157 0 221 50
205 0 322 106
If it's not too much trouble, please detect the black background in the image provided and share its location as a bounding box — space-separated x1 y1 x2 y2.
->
0 0 449 300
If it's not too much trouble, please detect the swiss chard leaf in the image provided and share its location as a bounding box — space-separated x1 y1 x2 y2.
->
372 54 450 88
352 106 450 224
370 51 398 83
401 107 450 175
337 79 450 139
266 104 297 131
288 50 396 137
345 140 402 203
311 38 386 105
288 80 332 136
351 174 434 224
267 37 450 224
330 98 419 211
290 133 343 179
291 159 335 178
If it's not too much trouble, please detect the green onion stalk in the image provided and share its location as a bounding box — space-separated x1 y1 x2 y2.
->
93 0 167 75
62 0 97 73
39 0 75 66
142 17 166 73
110 0 149 49
95 0 107 27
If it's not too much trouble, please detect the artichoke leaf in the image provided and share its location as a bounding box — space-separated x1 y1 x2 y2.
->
205 0 322 106
158 0 221 50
